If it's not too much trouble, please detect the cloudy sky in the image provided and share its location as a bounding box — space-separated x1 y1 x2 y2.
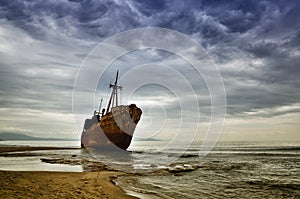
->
0 0 299 142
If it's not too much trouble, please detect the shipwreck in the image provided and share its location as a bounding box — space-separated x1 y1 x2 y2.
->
81 70 142 150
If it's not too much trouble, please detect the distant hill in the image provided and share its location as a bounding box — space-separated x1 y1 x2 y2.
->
0 132 78 141
132 137 160 141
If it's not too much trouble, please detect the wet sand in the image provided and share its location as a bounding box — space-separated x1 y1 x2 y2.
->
0 146 137 199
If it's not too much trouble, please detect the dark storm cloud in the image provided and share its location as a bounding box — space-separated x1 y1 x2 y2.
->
0 0 273 43
1 0 299 42
0 0 141 40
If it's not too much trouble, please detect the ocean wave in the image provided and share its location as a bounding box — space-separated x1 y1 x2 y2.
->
167 164 198 174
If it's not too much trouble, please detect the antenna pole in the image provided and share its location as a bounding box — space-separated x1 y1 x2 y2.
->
98 98 103 113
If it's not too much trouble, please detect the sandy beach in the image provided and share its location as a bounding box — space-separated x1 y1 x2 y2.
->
0 146 137 199
0 170 137 199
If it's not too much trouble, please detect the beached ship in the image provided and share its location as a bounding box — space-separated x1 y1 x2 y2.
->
81 70 142 150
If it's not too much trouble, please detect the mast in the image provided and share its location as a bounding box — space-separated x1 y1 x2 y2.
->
106 70 122 114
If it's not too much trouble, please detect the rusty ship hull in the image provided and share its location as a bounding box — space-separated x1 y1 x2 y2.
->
81 104 142 150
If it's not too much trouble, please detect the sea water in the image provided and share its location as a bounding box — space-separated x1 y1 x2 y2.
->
122 141 300 198
0 140 299 198
0 140 82 172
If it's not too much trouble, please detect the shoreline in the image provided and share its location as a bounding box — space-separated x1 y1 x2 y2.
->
0 145 81 153
0 145 140 199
